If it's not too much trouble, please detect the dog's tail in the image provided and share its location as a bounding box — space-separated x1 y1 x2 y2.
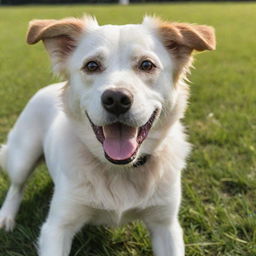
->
0 144 7 171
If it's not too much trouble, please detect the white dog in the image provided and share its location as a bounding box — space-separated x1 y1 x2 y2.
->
0 16 215 256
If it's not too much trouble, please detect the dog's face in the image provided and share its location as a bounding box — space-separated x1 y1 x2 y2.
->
27 16 215 166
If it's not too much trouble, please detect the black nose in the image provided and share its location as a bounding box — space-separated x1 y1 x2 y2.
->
101 88 133 115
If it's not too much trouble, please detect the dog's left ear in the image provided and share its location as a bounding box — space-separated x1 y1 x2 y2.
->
149 18 216 81
27 18 85 75
158 21 216 52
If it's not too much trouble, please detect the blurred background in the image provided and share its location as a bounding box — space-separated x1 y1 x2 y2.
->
0 0 252 4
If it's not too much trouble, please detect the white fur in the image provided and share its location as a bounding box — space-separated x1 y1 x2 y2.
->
0 144 7 171
0 17 192 256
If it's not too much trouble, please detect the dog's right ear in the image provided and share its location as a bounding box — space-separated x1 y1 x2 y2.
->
27 18 85 75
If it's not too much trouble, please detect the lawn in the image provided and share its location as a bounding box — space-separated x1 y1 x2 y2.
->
0 3 255 256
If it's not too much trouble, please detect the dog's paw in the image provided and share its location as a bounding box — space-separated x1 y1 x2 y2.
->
0 212 15 232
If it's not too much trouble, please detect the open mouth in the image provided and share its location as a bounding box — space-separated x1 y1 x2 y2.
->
87 109 158 165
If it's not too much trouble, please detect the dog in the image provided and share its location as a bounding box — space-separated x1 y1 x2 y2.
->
0 15 215 256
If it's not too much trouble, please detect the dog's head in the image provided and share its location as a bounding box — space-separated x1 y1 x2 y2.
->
27 16 215 166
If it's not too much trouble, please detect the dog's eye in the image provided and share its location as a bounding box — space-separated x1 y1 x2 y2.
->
139 60 155 72
84 61 100 73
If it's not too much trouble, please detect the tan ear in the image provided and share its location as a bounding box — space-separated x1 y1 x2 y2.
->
159 22 216 52
27 18 85 75
156 20 215 82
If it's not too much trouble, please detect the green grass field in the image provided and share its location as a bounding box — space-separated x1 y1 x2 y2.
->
0 3 256 256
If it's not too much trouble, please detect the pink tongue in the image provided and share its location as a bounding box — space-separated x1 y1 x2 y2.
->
103 123 138 161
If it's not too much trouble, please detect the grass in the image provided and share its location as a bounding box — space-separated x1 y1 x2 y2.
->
0 3 256 256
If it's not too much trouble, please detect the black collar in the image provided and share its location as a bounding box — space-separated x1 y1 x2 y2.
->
133 154 151 168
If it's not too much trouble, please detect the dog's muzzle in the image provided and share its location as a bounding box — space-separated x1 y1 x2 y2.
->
87 88 158 165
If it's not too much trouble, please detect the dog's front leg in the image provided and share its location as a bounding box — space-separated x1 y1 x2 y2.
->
147 219 185 256
39 221 77 256
38 192 88 256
